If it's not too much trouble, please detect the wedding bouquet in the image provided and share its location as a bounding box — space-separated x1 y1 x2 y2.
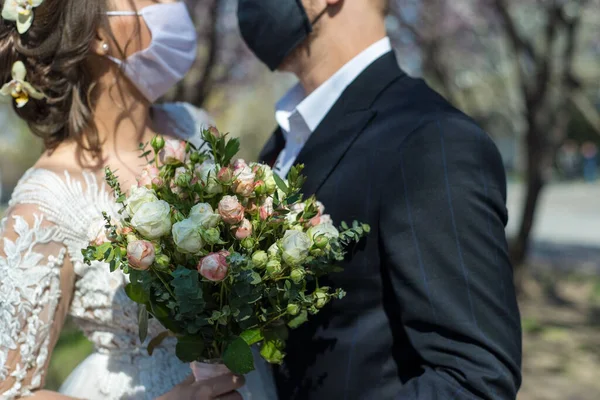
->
82 128 369 377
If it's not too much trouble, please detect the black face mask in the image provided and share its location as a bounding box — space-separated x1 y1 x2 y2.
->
237 0 327 71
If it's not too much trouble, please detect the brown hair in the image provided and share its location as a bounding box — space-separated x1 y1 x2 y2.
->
0 0 110 158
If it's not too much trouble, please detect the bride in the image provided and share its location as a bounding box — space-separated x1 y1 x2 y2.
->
0 0 276 399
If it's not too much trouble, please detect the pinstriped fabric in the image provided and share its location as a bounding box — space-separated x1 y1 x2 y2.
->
265 53 522 400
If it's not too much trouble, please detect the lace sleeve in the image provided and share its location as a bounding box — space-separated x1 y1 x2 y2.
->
0 204 74 398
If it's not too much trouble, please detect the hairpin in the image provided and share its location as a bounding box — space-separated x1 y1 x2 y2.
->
1 61 44 108
2 0 44 34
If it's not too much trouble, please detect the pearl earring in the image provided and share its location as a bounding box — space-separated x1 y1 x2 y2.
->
102 43 109 52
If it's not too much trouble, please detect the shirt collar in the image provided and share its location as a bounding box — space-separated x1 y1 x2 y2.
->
275 37 392 138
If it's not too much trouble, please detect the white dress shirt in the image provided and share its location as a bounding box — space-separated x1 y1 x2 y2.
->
274 37 392 177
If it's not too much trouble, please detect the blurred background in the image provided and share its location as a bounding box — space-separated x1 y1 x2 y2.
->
1 0 599 398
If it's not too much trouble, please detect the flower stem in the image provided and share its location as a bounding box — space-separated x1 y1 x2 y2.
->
153 268 176 299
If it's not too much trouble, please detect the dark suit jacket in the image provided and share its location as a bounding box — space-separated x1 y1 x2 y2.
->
259 52 522 400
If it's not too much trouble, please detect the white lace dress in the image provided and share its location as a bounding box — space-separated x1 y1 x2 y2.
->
0 103 278 400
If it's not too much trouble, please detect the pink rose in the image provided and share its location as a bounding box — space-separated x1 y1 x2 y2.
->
217 166 233 183
198 250 230 281
233 165 256 197
235 218 253 240
309 214 332 227
127 240 155 271
232 159 248 173
259 197 274 221
218 195 245 225
159 139 186 165
137 165 162 188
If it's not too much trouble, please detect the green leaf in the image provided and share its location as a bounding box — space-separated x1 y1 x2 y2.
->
125 283 150 304
287 310 308 329
175 335 205 363
240 329 263 346
223 337 255 375
249 271 262 285
259 339 285 364
223 139 241 165
341 221 349 230
273 173 288 194
138 304 149 343
147 331 171 355
149 302 181 333
171 267 205 317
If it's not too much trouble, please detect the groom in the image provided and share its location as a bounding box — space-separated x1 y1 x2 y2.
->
238 1 522 399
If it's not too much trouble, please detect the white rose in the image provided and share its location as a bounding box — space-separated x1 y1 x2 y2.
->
131 200 172 239
172 219 204 254
281 230 311 266
189 203 221 228
267 242 280 259
308 222 340 242
127 186 158 216
196 160 222 195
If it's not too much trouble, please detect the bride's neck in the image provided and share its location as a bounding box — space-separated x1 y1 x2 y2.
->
92 78 155 154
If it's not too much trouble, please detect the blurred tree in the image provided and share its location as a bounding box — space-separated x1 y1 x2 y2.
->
389 0 600 267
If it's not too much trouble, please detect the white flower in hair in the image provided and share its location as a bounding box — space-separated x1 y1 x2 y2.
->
0 61 44 108
2 0 44 34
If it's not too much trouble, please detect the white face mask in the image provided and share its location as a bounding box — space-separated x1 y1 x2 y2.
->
106 2 197 103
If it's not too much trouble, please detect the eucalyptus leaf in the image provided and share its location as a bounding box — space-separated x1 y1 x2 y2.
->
147 331 171 355
223 337 255 374
138 304 149 343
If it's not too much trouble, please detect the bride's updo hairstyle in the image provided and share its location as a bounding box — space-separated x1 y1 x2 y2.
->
0 0 109 157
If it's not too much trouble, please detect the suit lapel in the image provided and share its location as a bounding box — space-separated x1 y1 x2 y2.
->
296 109 376 195
259 127 285 166
295 52 405 196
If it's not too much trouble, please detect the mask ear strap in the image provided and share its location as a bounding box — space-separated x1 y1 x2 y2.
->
310 6 328 25
106 11 141 16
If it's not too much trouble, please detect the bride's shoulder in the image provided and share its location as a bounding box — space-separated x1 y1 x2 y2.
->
152 102 215 148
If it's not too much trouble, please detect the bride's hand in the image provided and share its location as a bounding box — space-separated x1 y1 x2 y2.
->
157 374 245 400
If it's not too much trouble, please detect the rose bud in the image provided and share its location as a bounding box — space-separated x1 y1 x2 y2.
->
266 259 282 276
208 126 221 139
217 166 233 183
202 227 222 245
241 237 255 250
290 268 305 284
174 167 192 187
218 195 245 225
246 200 258 214
251 250 268 269
313 235 329 249
254 180 266 195
127 240 155 271
235 218 253 240
189 152 201 163
314 288 329 309
287 303 301 316
151 136 165 152
198 251 230 282
159 139 186 165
